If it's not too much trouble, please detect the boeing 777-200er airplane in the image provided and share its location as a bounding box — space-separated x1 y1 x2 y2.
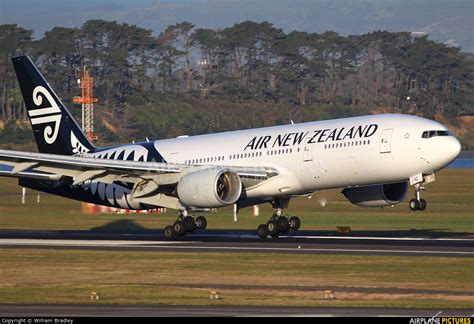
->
0 56 462 239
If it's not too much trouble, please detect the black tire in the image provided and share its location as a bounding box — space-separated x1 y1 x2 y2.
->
409 199 420 211
173 221 186 236
184 216 196 232
164 226 175 240
289 216 301 231
419 199 427 211
277 216 290 233
257 224 269 239
267 220 279 235
195 216 207 230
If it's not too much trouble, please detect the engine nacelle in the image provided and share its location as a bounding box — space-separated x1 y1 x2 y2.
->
341 181 408 207
176 168 242 208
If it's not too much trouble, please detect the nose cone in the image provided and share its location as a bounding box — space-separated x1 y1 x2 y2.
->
447 136 462 163
436 136 462 168
421 135 462 170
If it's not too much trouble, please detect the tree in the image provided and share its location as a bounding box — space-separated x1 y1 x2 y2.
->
0 24 33 120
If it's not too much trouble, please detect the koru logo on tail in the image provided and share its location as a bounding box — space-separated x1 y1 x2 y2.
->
29 86 62 144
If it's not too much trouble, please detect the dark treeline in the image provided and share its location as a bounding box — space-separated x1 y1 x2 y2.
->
0 20 473 147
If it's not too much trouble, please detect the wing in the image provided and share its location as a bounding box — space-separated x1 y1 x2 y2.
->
0 149 276 187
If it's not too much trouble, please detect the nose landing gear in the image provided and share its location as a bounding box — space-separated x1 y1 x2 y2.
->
409 184 427 211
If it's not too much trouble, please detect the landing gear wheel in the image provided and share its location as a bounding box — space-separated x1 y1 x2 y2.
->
277 216 290 233
267 220 279 236
164 225 175 240
409 199 420 211
184 216 196 232
173 221 186 236
195 216 207 230
289 216 301 231
419 199 427 211
257 224 269 239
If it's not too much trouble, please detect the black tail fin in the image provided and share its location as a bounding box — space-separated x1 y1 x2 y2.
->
11 55 95 155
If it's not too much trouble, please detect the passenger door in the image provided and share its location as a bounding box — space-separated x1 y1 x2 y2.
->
379 129 393 154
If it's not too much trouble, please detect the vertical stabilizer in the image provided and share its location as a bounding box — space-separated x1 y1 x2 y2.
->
11 55 95 155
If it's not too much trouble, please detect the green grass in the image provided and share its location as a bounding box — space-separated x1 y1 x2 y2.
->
0 249 472 307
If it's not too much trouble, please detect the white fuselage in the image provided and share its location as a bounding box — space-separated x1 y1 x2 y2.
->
147 114 460 199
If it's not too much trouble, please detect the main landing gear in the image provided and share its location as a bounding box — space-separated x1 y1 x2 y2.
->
257 208 301 239
409 183 427 211
163 210 207 240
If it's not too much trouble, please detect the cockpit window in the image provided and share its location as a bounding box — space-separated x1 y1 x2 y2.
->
422 130 449 138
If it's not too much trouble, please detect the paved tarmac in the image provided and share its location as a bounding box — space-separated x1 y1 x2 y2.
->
0 229 472 257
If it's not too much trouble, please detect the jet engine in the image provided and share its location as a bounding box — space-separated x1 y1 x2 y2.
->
176 168 242 208
341 181 408 207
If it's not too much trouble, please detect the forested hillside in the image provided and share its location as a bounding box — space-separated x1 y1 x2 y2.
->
0 20 473 149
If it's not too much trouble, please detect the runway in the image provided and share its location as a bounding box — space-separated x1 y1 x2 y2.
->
0 229 472 257
1 304 473 317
